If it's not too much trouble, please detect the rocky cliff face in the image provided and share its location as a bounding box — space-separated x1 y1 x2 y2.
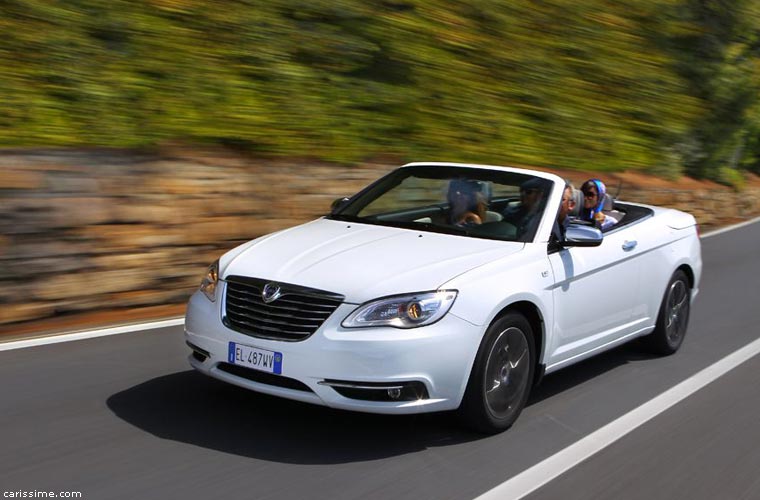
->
1 149 757 329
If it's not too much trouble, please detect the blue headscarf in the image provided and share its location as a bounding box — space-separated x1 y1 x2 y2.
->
581 179 607 221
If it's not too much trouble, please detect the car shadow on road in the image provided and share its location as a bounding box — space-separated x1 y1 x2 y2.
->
527 339 661 406
106 341 661 465
106 370 479 465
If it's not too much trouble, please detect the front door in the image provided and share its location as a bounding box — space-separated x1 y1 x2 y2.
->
545 226 643 369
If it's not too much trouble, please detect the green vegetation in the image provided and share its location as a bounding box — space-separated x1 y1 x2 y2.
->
1 0 759 184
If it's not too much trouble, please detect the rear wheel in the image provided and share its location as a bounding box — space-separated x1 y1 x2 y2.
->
458 312 535 434
643 270 691 355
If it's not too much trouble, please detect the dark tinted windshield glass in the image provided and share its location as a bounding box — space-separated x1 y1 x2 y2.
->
329 165 553 242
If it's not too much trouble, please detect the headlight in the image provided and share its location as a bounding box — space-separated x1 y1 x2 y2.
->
200 259 219 302
342 290 457 329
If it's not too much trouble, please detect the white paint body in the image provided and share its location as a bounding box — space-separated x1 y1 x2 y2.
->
185 163 702 414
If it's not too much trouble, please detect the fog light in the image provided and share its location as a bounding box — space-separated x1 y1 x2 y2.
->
387 388 402 400
320 380 430 401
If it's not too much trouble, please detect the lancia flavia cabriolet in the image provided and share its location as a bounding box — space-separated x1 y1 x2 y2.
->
185 163 701 433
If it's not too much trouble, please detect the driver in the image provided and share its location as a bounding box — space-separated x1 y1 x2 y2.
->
502 178 547 237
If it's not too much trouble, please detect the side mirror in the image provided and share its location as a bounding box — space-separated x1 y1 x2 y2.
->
563 224 603 247
331 196 351 213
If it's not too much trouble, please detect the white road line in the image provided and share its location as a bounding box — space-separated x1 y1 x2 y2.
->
701 214 760 238
474 335 760 500
0 318 185 352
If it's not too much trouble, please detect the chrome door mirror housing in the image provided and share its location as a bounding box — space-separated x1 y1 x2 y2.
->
563 224 603 247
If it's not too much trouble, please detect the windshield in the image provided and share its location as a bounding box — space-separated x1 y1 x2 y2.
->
328 165 554 242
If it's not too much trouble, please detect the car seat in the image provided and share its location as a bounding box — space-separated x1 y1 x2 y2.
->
602 193 625 223
569 186 583 217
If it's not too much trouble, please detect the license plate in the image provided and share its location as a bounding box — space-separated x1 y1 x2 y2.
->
228 342 283 375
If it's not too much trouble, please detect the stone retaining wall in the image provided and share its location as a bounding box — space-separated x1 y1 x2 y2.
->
1 149 758 328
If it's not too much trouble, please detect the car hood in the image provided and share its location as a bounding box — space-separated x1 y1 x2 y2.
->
221 218 523 303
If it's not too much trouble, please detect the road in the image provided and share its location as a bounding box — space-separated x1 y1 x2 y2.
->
1 221 759 500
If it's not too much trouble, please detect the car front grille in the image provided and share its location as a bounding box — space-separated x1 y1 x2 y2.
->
223 276 344 342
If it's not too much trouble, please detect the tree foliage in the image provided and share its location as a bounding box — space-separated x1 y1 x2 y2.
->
661 0 760 181
1 0 759 182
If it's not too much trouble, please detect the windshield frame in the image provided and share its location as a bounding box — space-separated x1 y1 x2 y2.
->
327 164 558 243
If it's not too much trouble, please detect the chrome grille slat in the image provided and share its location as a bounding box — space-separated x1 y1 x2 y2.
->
228 305 327 328
225 305 324 328
227 290 339 310
226 293 335 316
228 318 312 336
224 277 344 342
223 297 334 321
272 297 340 308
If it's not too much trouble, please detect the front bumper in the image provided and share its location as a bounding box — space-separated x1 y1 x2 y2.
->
184 287 483 414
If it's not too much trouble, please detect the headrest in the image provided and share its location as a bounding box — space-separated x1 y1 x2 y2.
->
569 187 583 217
520 178 545 192
476 180 492 201
602 193 614 211
449 179 492 201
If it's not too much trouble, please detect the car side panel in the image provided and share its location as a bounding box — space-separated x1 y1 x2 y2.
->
632 215 701 326
545 224 644 369
443 244 554 361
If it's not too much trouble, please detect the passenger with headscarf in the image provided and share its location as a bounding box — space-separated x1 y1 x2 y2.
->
580 179 616 230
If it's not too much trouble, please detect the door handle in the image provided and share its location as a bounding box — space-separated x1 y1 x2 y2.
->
622 240 638 251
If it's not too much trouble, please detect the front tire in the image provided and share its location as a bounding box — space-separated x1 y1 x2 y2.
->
643 270 691 355
458 312 535 434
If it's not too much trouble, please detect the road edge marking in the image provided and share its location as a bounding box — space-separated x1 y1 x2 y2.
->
701 214 760 238
474 335 760 500
0 318 185 352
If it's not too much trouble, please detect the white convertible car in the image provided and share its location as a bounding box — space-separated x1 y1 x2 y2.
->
184 163 701 433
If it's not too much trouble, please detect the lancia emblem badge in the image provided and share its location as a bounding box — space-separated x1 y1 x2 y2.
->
261 283 282 303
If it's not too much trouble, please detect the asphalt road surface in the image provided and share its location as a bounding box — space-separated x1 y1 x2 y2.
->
1 221 759 500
